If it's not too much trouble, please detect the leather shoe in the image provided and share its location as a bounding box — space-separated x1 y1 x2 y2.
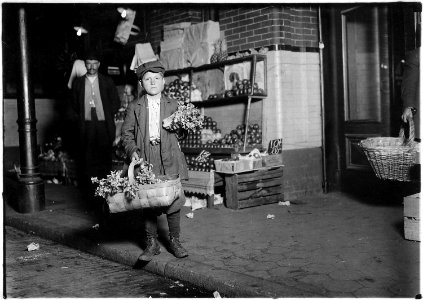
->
138 237 160 261
169 236 188 258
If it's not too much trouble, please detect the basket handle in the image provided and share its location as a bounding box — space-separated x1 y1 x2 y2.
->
399 115 415 146
127 159 141 184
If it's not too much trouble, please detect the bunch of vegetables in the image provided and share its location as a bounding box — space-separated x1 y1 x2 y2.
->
163 102 204 133
91 160 164 200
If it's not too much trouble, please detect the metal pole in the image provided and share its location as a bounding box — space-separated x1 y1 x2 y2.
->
318 6 328 193
16 6 45 213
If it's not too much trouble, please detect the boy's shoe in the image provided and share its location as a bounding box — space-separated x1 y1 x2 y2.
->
138 237 161 261
169 236 188 258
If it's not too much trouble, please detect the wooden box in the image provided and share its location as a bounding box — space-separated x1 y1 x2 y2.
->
404 193 420 241
223 166 283 209
262 154 283 167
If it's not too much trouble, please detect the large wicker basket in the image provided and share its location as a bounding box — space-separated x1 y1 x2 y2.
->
106 161 182 213
359 119 419 182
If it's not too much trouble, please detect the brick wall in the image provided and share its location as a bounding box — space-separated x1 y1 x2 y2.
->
149 8 203 53
218 5 319 54
283 148 323 200
148 5 319 55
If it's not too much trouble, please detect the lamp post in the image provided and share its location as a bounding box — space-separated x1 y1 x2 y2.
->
16 6 45 213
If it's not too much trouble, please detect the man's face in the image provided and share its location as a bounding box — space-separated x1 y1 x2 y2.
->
85 59 100 76
141 71 165 96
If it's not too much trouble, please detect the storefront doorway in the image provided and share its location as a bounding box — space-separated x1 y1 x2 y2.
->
322 3 420 196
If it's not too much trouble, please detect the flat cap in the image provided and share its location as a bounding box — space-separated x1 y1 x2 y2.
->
136 60 165 79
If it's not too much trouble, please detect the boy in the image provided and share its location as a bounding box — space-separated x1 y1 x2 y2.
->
121 60 189 261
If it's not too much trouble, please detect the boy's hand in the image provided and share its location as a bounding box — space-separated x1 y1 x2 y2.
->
131 152 140 162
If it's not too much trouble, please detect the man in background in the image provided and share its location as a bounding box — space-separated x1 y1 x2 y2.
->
71 49 120 210
401 47 420 141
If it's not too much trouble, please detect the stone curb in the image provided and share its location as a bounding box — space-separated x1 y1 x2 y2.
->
5 211 316 298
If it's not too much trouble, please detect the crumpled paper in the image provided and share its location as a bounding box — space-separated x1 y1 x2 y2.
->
186 212 194 219
278 200 290 206
27 242 39 251
214 194 223 205
266 214 275 220
191 197 207 211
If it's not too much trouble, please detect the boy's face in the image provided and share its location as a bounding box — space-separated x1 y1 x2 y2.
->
141 71 165 96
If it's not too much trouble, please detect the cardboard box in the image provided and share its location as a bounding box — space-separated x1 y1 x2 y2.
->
262 154 283 167
214 159 252 174
404 193 420 241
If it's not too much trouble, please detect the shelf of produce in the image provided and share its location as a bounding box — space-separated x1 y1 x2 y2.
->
165 54 267 76
190 94 266 106
181 146 262 155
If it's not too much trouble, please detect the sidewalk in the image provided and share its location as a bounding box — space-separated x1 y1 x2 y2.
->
3 176 420 298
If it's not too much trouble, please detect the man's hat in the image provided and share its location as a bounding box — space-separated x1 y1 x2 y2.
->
84 49 102 61
136 60 165 79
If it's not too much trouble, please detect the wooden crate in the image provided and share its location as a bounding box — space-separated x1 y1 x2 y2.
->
223 166 283 209
404 193 420 241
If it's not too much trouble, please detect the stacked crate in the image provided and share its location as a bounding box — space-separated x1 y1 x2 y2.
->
404 193 420 241
224 166 283 209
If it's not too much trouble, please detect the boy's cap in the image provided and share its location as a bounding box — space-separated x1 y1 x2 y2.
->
136 60 165 79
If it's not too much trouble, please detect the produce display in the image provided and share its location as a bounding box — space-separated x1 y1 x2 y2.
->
221 123 262 148
185 154 216 172
179 116 262 149
164 78 265 103
208 79 265 100
163 78 202 104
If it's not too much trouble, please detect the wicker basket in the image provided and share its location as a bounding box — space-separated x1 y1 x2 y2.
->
106 161 182 213
359 119 419 182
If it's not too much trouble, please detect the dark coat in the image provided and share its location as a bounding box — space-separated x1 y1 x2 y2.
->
121 94 188 213
402 48 420 138
71 73 121 146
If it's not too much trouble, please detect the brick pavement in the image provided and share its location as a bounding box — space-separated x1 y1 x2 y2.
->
5 226 212 297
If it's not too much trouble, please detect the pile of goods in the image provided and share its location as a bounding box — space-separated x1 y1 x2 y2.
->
208 79 265 100
214 147 283 174
180 120 262 149
179 116 222 148
38 135 76 183
210 38 228 63
163 78 202 104
185 150 216 172
226 46 269 60
220 123 262 148
38 136 67 162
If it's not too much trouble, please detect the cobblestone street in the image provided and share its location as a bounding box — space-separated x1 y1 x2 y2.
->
4 226 214 298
